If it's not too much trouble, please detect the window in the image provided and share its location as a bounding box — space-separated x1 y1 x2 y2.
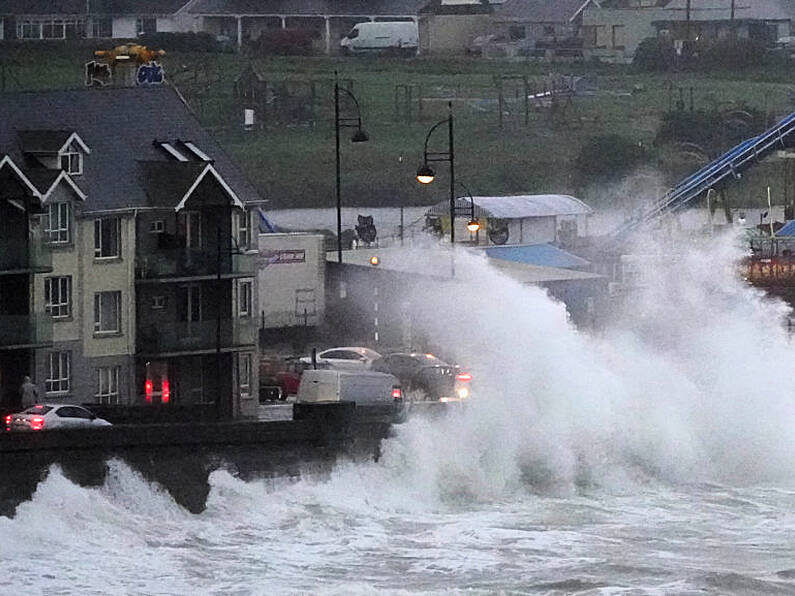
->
94 217 121 258
509 25 526 40
19 21 42 40
179 211 202 249
236 209 249 249
45 276 72 318
46 202 70 244
96 366 120 405
238 280 252 317
238 353 251 399
46 351 71 394
137 17 156 36
178 285 202 322
295 288 316 322
94 291 121 334
543 25 555 37
151 295 166 310
612 25 626 49
43 20 65 39
60 151 82 175
92 18 112 38
150 219 165 233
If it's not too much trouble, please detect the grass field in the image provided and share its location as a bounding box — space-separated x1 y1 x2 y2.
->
3 45 795 209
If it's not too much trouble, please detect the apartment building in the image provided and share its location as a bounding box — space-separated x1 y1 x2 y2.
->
0 86 263 417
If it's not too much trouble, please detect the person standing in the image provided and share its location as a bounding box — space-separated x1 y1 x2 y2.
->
19 376 40 409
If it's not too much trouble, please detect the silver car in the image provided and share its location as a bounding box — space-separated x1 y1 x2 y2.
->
5 404 112 432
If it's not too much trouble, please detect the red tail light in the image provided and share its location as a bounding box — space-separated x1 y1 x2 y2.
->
162 379 170 404
455 372 472 382
145 379 153 403
4 414 11 425
30 416 45 431
391 386 403 401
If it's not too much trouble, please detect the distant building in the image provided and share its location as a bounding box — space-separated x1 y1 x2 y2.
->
0 1 195 41
0 86 264 417
581 0 669 63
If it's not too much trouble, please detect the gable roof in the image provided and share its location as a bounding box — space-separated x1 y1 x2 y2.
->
493 0 588 22
0 0 191 15
0 154 42 198
189 0 425 16
137 161 245 211
0 87 262 212
18 130 91 155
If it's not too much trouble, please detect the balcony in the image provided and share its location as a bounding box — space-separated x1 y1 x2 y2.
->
0 239 53 274
135 249 255 282
137 317 258 356
0 313 53 349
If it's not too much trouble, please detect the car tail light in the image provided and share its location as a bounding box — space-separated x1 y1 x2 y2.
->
456 372 472 382
162 379 170 404
392 386 403 401
30 416 45 431
145 379 153 403
4 415 11 425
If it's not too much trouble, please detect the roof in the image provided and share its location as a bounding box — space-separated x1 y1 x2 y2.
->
0 0 191 15
189 0 425 17
0 87 262 212
425 194 593 219
329 246 603 284
660 0 795 21
493 0 589 22
482 243 591 269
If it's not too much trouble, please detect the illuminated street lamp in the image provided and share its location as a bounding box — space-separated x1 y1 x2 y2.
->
416 101 456 246
335 71 368 263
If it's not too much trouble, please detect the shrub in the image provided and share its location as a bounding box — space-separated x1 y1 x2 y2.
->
574 134 645 182
655 110 722 147
633 36 676 71
698 37 766 70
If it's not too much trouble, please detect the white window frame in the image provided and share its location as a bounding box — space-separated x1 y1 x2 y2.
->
136 17 156 36
46 202 70 244
42 19 65 39
238 279 253 318
45 276 72 319
94 217 121 259
60 150 82 175
236 209 250 249
94 291 121 334
238 353 251 399
151 295 166 309
96 366 120 405
149 219 165 233
19 21 43 40
46 351 71 394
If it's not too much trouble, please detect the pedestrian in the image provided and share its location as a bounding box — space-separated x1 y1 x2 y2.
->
19 375 40 409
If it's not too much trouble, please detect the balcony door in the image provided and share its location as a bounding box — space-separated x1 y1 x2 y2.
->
177 284 202 341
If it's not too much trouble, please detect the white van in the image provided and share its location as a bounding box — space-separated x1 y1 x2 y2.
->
298 369 403 405
340 21 418 56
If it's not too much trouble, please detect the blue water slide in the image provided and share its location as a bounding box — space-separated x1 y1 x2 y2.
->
614 111 795 236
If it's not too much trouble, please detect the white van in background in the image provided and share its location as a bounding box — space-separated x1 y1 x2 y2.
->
340 21 418 56
298 369 403 405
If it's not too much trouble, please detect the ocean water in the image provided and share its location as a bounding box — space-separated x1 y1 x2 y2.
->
2 232 794 595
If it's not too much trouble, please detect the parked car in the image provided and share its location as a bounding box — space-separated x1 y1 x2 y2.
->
371 353 472 402
297 368 403 405
260 355 324 402
299 347 382 371
5 404 112 432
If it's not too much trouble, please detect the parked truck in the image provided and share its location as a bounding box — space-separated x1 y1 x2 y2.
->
340 21 418 56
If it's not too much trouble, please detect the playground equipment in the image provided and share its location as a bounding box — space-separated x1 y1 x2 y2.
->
613 111 795 236
86 44 166 87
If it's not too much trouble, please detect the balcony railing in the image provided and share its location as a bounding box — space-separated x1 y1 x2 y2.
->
135 249 255 280
137 317 258 355
0 239 52 273
0 313 53 348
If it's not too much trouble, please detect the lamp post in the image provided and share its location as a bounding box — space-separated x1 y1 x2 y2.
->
334 71 369 263
455 180 481 244
416 101 457 274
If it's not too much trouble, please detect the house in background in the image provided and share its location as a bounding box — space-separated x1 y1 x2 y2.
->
0 1 196 41
417 0 494 54
581 0 669 63
0 86 264 418
653 0 795 45
491 0 589 55
187 0 425 53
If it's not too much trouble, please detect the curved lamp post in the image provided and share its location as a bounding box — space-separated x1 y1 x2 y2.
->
335 71 368 263
416 101 456 245
455 180 481 241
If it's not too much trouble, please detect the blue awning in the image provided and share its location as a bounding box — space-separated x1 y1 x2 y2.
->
776 220 795 236
483 243 590 269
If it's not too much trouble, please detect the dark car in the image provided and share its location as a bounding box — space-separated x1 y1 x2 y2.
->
371 353 471 402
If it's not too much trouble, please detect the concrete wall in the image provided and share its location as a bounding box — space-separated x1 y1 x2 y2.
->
257 233 325 329
419 14 491 54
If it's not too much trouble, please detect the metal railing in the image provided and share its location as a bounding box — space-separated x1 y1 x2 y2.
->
135 249 255 279
0 313 52 348
136 317 258 354
0 239 52 273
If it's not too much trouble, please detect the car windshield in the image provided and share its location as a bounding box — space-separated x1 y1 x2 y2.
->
22 405 53 414
412 354 448 366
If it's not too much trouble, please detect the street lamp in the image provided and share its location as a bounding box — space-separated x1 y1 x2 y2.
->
416 101 456 245
335 71 368 263
455 180 481 241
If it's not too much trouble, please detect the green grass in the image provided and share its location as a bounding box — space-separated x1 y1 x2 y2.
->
3 45 795 209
